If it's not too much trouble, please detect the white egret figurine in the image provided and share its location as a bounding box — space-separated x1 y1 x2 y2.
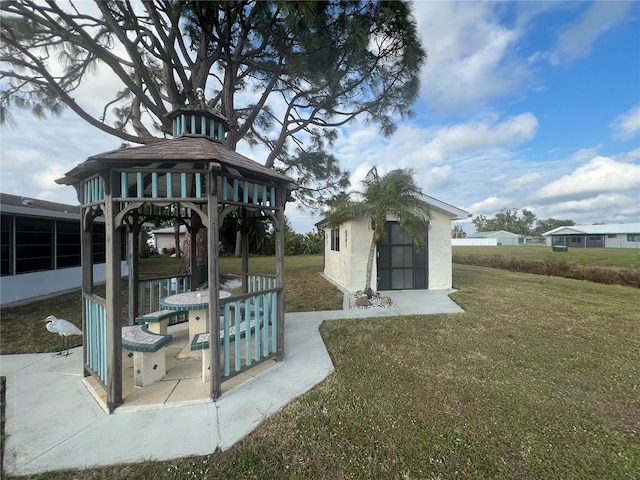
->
44 315 82 356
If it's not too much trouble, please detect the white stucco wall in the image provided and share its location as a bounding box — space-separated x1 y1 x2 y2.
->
0 261 129 305
323 217 375 292
427 209 454 289
154 233 185 253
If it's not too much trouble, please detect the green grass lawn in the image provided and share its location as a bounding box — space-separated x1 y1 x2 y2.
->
0 255 342 355
7 264 639 479
453 245 640 269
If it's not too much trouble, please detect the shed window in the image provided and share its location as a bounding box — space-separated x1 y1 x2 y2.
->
628 234 640 242
330 228 340 252
608 234 616 238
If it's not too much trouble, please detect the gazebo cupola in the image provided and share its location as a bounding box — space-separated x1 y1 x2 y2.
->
56 105 296 413
168 106 229 143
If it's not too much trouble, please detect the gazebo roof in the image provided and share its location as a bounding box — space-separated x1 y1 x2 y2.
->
56 135 296 190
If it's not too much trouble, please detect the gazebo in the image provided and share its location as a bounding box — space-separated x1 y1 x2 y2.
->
56 106 296 413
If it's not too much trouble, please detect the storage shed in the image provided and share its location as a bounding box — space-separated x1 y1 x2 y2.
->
318 195 469 292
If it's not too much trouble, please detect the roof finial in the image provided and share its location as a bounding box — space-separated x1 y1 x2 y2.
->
196 88 205 109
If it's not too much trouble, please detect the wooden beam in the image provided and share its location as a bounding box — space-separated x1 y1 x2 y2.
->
241 217 249 294
127 213 140 326
104 173 123 412
207 169 222 399
275 188 286 361
80 207 93 377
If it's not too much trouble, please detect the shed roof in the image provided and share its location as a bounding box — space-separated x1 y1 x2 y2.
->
467 230 519 238
542 223 640 236
421 194 470 220
56 135 296 190
315 194 469 227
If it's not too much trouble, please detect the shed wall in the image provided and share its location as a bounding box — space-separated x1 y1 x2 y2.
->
323 216 374 292
428 209 454 289
154 233 185 253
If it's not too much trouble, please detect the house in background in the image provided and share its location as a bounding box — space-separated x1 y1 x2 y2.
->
454 230 521 246
0 193 128 305
317 195 469 292
150 225 186 254
542 223 640 248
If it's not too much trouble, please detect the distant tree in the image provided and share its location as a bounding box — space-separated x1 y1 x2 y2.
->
452 224 466 238
471 214 488 232
325 167 431 296
472 208 537 235
532 218 576 236
304 230 324 254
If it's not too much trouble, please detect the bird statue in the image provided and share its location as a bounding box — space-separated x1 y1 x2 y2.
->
44 315 82 357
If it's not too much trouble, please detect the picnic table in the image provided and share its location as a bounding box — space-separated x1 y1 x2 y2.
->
160 290 232 343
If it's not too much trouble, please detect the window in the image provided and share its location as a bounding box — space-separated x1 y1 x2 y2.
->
330 228 340 251
608 234 616 239
56 221 81 268
91 222 127 263
15 217 54 274
627 234 640 242
1 215 11 276
92 223 106 264
571 237 582 243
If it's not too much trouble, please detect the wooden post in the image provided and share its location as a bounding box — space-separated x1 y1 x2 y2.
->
127 213 140 326
103 173 123 412
190 216 198 289
275 187 286 361
241 217 249 294
207 168 221 399
80 206 93 377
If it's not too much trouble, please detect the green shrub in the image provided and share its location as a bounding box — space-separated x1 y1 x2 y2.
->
452 254 640 287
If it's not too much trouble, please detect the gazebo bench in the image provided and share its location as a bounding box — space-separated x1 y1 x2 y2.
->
135 309 183 335
122 325 173 387
191 318 261 382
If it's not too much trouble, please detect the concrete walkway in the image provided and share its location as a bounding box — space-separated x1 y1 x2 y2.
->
1 290 463 476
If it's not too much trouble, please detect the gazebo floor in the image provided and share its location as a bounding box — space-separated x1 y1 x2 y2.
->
84 322 276 413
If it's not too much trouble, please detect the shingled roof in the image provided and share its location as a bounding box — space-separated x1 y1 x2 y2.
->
56 135 296 190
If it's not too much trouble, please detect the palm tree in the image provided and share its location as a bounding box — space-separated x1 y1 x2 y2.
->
325 167 431 296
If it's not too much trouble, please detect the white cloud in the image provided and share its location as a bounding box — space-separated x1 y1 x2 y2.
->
422 165 453 190
506 172 543 192
534 155 640 202
610 105 640 140
550 1 633 65
570 146 601 163
412 2 533 113
541 193 640 224
612 148 640 164
466 196 513 216
412 113 538 165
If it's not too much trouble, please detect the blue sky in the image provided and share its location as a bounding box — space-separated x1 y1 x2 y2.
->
1 1 639 234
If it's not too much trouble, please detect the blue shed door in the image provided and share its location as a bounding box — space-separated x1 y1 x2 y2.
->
376 221 428 290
